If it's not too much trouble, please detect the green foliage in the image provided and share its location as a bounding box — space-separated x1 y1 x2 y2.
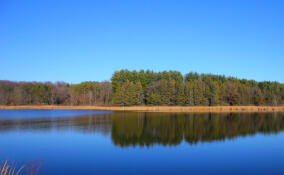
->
111 70 284 106
184 82 194 105
148 94 162 105
206 80 220 106
0 69 283 106
160 80 170 105
176 81 185 105
113 80 144 106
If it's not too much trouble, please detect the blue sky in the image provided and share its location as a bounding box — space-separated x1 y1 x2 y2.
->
0 0 283 83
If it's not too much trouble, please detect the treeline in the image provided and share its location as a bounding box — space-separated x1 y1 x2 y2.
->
1 69 284 106
112 70 284 106
0 81 112 105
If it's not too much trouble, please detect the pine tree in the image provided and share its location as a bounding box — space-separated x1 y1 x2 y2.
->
206 80 220 106
148 93 162 105
193 80 208 106
160 80 170 105
185 81 194 105
125 81 136 105
176 81 185 105
168 79 176 105
113 83 126 105
134 81 144 105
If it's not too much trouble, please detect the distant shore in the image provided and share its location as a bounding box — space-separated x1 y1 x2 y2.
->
0 105 284 113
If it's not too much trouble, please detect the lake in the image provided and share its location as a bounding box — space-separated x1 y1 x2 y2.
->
0 110 284 175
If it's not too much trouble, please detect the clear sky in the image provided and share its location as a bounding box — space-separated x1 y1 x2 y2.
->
0 0 283 83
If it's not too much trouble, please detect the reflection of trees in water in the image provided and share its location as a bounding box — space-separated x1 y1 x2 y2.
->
111 112 284 147
1 112 284 146
111 113 185 146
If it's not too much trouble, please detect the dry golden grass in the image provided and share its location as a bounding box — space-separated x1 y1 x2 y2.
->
0 105 284 113
0 160 42 175
0 160 24 175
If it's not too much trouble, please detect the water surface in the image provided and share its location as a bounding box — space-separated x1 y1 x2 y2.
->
0 110 284 175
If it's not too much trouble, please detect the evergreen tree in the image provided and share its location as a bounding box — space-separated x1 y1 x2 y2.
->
113 83 126 105
133 81 144 105
193 80 208 106
160 80 170 105
185 81 194 106
148 94 162 105
168 79 176 105
125 81 136 105
206 80 220 106
176 81 185 105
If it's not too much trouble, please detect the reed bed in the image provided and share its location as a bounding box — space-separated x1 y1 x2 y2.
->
0 161 24 175
0 160 42 175
0 105 284 113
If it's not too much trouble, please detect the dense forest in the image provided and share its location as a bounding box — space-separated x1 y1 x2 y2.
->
111 70 284 106
0 69 284 106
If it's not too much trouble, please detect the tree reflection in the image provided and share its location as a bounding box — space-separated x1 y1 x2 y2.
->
0 112 284 147
111 112 284 147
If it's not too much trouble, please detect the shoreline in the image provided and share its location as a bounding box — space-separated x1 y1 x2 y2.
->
0 105 284 113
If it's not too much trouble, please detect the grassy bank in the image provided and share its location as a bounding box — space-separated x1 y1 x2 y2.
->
0 105 284 113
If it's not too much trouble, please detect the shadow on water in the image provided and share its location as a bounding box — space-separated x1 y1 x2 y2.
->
0 111 284 147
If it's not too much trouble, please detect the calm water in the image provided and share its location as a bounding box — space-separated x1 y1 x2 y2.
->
0 110 284 175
